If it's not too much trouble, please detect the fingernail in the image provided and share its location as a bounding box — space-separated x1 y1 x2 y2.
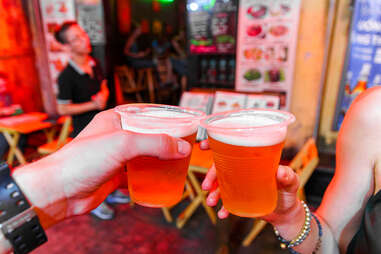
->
177 140 189 155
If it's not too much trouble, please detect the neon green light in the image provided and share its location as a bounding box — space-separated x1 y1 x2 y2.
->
203 0 216 10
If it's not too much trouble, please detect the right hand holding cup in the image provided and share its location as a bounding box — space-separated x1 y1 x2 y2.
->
200 139 301 225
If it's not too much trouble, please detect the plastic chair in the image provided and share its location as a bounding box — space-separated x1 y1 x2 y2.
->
242 138 319 246
37 116 72 155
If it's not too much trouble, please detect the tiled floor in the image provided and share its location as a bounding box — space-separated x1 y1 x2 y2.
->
34 200 288 254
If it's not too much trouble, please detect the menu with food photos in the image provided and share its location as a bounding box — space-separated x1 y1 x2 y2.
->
234 0 301 110
179 90 281 140
246 94 280 110
212 91 280 113
212 91 247 113
179 91 214 141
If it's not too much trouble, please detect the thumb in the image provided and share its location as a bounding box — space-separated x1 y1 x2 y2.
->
276 165 299 193
127 132 192 160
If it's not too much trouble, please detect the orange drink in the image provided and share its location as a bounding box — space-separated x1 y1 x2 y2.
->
115 104 205 207
201 109 295 217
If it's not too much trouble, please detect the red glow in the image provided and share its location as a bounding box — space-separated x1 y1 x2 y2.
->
0 0 43 112
117 0 131 34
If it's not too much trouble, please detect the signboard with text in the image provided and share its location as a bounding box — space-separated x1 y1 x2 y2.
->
334 0 381 130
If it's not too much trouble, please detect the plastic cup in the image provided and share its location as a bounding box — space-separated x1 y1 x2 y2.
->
115 104 205 208
201 108 295 217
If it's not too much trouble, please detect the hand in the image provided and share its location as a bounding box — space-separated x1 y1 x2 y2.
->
13 109 192 227
136 49 150 58
92 80 109 110
200 139 300 225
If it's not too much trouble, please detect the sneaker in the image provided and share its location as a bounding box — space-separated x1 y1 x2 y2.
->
106 190 131 204
90 202 115 220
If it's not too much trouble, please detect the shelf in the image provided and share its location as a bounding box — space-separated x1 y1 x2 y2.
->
197 81 234 86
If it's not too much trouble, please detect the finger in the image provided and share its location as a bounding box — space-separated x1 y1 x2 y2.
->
276 165 299 193
199 139 210 150
218 206 229 219
127 132 192 160
206 188 220 207
202 164 217 191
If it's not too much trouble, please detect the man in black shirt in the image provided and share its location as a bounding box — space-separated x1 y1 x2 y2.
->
57 57 106 137
55 22 129 220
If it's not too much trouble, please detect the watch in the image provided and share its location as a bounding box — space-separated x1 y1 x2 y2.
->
0 162 47 254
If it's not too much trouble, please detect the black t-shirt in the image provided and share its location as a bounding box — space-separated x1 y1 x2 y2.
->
57 59 104 137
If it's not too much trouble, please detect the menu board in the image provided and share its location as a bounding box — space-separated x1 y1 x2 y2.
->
235 0 301 110
39 0 76 94
212 91 246 113
187 0 237 54
212 91 280 113
179 91 214 140
246 94 280 109
76 0 105 45
179 91 214 113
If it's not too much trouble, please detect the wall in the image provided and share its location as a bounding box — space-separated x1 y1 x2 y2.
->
286 0 331 149
0 0 43 112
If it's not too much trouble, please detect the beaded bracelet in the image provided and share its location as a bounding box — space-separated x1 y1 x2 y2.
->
311 213 322 253
275 210 323 254
273 201 311 249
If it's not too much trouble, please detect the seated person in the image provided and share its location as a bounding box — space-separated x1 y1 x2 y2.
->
169 28 187 91
124 26 155 69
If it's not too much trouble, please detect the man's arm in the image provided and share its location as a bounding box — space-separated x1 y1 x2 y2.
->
57 101 98 115
317 87 381 252
0 110 191 254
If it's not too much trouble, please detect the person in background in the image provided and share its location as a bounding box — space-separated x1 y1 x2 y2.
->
152 30 175 86
54 21 129 220
124 25 155 69
0 109 192 254
168 27 188 91
202 86 381 253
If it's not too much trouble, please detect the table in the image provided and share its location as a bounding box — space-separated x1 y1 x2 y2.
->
0 112 56 165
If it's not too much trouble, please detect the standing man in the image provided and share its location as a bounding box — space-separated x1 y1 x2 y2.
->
54 22 129 220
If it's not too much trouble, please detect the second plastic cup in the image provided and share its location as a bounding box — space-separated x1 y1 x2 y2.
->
115 104 205 208
201 109 295 217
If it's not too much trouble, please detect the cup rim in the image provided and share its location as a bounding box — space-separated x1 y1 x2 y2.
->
200 108 295 132
115 103 206 121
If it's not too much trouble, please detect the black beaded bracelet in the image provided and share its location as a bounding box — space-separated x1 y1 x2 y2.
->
288 212 323 254
273 201 311 249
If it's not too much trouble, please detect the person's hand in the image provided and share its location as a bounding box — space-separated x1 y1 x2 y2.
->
92 80 109 110
13 109 192 228
135 52 146 58
200 139 301 225
135 49 151 58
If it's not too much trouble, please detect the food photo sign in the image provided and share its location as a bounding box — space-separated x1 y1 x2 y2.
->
235 0 301 110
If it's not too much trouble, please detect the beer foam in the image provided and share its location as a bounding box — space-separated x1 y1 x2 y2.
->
138 110 194 118
207 114 287 147
120 110 199 138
